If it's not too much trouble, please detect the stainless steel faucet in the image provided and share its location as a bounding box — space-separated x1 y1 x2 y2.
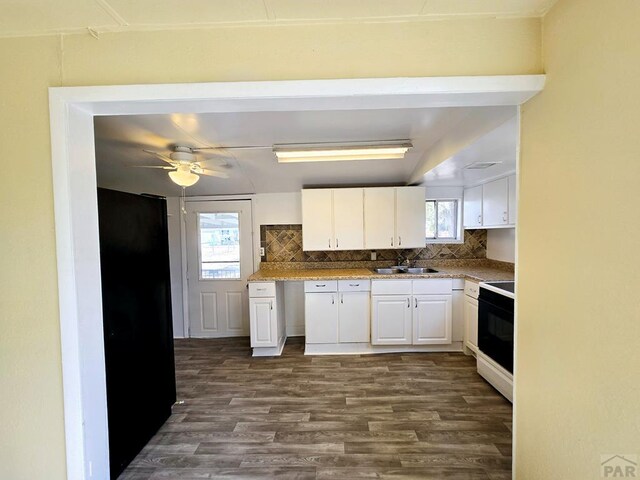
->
397 253 411 267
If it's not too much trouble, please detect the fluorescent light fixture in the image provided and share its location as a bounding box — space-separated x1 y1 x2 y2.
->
274 142 412 163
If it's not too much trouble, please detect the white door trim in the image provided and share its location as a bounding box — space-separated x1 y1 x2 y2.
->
49 75 543 479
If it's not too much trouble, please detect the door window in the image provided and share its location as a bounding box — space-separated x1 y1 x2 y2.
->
198 212 240 279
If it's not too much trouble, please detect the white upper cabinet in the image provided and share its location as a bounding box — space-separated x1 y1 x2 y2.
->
303 186 425 251
333 188 364 250
463 175 517 229
364 188 396 249
364 186 425 250
482 177 509 227
396 187 427 249
508 174 517 225
302 189 334 251
463 185 483 228
302 188 364 251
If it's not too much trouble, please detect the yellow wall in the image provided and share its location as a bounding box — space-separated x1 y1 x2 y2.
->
0 18 542 479
516 0 640 478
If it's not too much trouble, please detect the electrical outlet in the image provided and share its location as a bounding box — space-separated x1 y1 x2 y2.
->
371 251 377 261
260 247 265 257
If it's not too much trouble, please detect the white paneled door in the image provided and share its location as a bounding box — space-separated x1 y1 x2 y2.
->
186 200 253 337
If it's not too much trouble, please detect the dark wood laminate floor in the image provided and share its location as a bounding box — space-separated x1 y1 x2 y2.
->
119 337 512 480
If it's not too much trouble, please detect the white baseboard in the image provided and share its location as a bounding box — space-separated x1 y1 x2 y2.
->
252 335 287 357
304 341 464 356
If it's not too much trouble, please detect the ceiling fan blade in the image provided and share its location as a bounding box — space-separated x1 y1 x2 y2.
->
199 169 230 179
193 145 270 152
198 158 230 168
129 165 174 170
143 149 176 165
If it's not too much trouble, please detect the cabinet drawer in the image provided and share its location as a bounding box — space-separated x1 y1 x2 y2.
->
249 282 276 298
304 280 338 293
412 279 453 295
338 279 371 292
371 279 412 295
464 280 479 299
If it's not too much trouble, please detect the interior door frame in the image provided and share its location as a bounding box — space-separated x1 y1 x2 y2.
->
49 75 543 479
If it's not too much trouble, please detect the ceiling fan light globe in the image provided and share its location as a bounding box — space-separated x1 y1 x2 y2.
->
169 169 199 187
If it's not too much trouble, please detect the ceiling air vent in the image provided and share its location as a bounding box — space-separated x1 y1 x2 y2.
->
465 162 501 170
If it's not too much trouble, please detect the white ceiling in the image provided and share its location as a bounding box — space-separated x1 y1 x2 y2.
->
94 105 518 196
1 0 558 37
422 115 518 186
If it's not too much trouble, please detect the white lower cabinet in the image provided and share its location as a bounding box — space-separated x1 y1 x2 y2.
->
371 295 413 345
305 280 370 345
338 291 370 343
305 292 339 344
413 295 452 345
371 279 453 346
249 297 277 347
249 281 285 356
463 280 480 353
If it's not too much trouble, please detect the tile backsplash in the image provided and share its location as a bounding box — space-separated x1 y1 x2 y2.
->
260 224 486 263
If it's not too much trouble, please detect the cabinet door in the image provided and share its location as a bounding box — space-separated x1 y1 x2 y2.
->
482 178 509 227
333 188 364 250
463 185 483 228
305 292 339 344
301 189 333 251
364 188 396 249
464 296 479 351
508 175 517 225
371 295 412 345
338 291 370 343
395 186 426 249
413 294 452 345
249 297 277 347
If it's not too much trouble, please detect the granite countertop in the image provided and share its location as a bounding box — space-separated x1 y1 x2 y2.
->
248 263 514 283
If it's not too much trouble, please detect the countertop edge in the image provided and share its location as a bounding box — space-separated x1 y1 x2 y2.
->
248 270 512 283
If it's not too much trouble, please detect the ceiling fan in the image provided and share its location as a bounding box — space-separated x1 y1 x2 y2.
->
138 145 232 187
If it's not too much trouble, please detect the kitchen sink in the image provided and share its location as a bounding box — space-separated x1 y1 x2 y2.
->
374 266 407 275
373 266 439 275
407 267 439 274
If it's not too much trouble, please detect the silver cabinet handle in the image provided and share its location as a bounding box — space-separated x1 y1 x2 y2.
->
328 238 331 248
477 214 482 224
270 301 273 310
407 297 410 308
399 236 402 246
336 238 339 248
503 212 508 222
391 237 394 247
340 294 344 304
415 298 418 308
256 287 266 291
316 284 326 287
349 283 359 287
332 295 335 305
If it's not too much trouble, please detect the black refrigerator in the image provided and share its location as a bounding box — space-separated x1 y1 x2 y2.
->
97 188 177 479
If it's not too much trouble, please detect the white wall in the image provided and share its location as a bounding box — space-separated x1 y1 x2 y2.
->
486 228 516 263
254 192 302 226
424 186 464 199
166 197 185 338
